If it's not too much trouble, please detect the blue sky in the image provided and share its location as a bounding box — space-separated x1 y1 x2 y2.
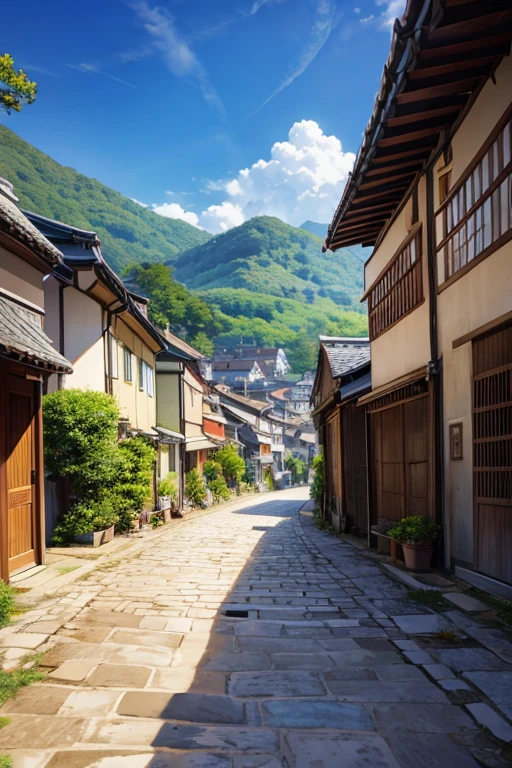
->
2 0 404 232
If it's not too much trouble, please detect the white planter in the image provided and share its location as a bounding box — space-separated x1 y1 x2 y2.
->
158 496 171 510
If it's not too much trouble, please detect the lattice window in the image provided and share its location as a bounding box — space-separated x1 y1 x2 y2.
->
473 364 512 501
367 230 423 340
438 115 512 281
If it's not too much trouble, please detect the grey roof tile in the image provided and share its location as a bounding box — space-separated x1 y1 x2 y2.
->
322 339 370 379
0 295 72 372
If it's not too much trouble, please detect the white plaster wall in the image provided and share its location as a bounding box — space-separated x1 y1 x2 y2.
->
62 287 105 392
0 247 44 308
111 317 157 432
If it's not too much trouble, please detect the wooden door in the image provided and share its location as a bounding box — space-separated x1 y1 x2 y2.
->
472 326 512 584
6 374 38 575
342 405 368 533
370 395 431 525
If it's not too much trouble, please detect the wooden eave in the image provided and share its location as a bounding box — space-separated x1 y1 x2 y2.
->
325 0 512 252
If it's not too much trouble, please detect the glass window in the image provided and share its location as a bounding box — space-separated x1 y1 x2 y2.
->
138 358 144 391
124 346 132 382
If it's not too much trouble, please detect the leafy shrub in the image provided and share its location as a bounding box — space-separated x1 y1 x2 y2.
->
43 389 120 495
0 583 17 629
215 444 246 484
310 454 324 504
185 469 207 507
203 460 222 483
387 516 441 544
285 455 307 484
209 476 231 503
43 391 156 540
113 436 156 532
52 499 117 544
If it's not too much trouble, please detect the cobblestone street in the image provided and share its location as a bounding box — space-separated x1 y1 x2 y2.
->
1 488 512 767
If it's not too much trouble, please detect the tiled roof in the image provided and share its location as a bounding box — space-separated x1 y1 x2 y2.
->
322 339 370 379
0 295 72 372
0 183 62 265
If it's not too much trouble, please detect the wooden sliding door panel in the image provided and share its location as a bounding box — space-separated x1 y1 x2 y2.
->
473 326 512 584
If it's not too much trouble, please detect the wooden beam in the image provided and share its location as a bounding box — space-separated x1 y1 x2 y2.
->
419 32 512 60
346 200 399 216
331 229 382 248
358 170 417 190
377 125 448 147
428 10 512 45
387 104 461 128
366 158 425 177
396 77 482 104
372 147 429 164
334 218 388 234
409 55 501 80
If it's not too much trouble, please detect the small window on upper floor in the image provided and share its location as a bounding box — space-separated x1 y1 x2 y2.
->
124 346 133 383
110 334 119 379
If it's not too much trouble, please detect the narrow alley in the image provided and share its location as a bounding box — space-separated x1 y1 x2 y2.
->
0 489 510 767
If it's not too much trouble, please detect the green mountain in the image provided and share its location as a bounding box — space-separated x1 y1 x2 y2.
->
0 125 210 273
300 220 328 239
173 216 366 309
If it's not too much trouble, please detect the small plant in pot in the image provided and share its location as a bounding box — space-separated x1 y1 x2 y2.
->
387 516 441 572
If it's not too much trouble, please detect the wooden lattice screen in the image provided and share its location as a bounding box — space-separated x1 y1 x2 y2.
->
472 326 512 583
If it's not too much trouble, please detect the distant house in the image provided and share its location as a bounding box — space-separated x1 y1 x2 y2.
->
236 346 290 379
270 372 315 417
0 179 72 580
311 337 370 534
212 359 265 388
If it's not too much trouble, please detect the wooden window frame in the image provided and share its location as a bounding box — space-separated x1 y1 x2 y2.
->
366 226 424 341
124 346 133 383
437 104 512 290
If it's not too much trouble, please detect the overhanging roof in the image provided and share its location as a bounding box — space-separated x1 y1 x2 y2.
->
325 0 512 252
0 294 72 373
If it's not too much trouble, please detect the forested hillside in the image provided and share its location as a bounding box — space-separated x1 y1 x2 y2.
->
0 126 210 273
172 216 366 310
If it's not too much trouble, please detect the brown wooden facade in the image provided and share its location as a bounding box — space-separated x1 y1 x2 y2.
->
312 339 370 535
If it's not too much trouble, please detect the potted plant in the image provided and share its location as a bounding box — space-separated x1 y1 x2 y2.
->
157 476 173 511
387 515 441 571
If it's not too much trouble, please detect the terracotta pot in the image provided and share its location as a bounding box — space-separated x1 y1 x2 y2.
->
74 523 115 548
402 542 433 571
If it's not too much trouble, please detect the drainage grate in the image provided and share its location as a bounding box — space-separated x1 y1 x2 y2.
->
224 609 249 618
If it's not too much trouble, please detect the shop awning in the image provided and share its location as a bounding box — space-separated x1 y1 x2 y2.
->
154 426 185 443
185 437 219 452
0 293 72 373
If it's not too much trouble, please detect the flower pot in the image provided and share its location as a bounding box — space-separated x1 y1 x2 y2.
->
162 507 173 524
402 542 433 571
74 523 115 548
158 496 171 511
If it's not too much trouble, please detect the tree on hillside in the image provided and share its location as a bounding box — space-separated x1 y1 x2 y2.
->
0 54 37 113
129 263 220 340
287 336 318 374
190 332 214 357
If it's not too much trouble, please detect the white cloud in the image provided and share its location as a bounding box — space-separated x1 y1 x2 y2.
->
250 0 286 15
251 0 341 115
131 198 148 207
353 7 361 13
67 63 136 88
200 202 245 233
375 0 406 27
129 2 226 120
151 120 354 234
150 202 201 228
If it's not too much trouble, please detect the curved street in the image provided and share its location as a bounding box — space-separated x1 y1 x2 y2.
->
0 488 509 767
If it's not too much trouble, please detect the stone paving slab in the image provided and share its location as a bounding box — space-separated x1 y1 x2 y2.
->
262 699 375 729
284 731 402 768
118 691 245 724
366 703 477 733
0 489 508 767
463 671 512 719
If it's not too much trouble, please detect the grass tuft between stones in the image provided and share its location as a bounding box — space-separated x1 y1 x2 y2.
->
0 755 12 768
407 588 450 612
0 665 45 708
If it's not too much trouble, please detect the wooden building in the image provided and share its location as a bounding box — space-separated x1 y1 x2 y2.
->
311 338 370 534
324 0 512 589
0 179 72 581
